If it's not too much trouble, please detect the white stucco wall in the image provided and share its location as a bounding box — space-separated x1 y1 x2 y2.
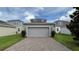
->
25 24 54 37
0 27 16 36
55 27 60 33
55 27 71 34
60 27 71 34
16 26 24 33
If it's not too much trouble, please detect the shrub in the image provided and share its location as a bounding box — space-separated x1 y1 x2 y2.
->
51 31 56 37
21 30 26 37
66 7 79 45
66 7 79 41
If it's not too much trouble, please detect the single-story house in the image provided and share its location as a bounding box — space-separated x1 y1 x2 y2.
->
24 19 55 37
0 20 16 36
7 20 24 33
54 20 71 34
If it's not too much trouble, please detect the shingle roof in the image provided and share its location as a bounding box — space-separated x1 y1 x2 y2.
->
7 20 23 23
54 20 69 23
0 20 16 28
24 23 54 25
54 20 69 27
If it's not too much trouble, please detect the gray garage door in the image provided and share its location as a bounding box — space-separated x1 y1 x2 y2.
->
28 27 49 37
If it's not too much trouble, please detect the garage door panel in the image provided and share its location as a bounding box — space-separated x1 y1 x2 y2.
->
28 27 49 37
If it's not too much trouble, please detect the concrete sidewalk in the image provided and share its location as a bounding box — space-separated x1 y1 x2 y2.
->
5 37 70 51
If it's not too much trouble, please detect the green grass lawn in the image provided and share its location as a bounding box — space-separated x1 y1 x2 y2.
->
54 34 79 51
0 34 23 50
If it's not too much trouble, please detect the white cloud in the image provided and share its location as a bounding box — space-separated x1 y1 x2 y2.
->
24 7 44 23
59 15 71 22
67 9 76 15
55 15 71 22
38 7 44 10
59 16 66 20
42 7 68 16
0 11 2 15
34 7 44 12
24 11 36 23
57 8 76 22
0 12 19 21
47 20 53 23
25 11 31 16
46 8 74 23
47 19 58 23
0 7 73 23
25 15 35 23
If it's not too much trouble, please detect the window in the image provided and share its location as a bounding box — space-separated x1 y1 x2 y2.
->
18 28 20 31
57 28 59 31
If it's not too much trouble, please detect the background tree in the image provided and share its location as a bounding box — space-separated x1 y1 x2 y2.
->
66 7 79 40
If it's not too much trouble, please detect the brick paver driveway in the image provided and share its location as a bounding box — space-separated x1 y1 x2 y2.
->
5 37 70 51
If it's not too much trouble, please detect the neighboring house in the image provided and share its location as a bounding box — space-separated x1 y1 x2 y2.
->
24 19 55 37
0 20 16 36
54 20 71 34
7 20 24 33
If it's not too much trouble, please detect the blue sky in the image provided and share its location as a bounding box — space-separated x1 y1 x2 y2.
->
0 7 75 23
